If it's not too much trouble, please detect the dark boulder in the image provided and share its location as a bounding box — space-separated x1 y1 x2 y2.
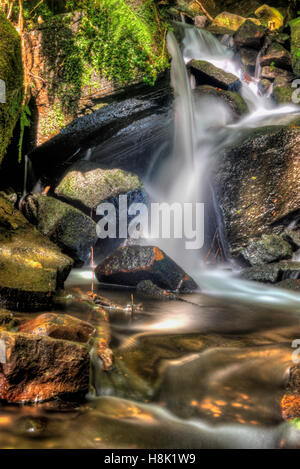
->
136 280 178 300
242 234 293 266
96 245 198 291
239 48 259 75
240 262 300 283
260 42 292 71
233 19 265 50
213 125 300 258
188 60 241 91
261 65 294 82
20 194 97 264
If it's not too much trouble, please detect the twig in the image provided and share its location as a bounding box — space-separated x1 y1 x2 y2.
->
195 0 214 22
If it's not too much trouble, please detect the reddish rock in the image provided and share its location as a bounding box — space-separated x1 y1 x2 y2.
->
282 366 300 421
96 245 198 291
0 330 90 403
18 313 96 343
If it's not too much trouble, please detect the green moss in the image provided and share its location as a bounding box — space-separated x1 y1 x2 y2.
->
0 14 23 165
40 102 65 136
290 17 300 75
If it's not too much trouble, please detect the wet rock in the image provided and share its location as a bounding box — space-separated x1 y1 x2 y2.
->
260 42 292 71
290 18 300 76
240 262 300 283
0 195 73 311
194 85 248 117
188 60 241 91
136 280 178 300
0 330 90 403
284 230 300 250
276 279 300 291
194 15 208 28
242 234 293 266
19 313 96 343
213 125 300 258
20 194 97 264
55 161 142 213
96 245 198 291
273 84 294 104
234 19 265 50
258 78 272 95
261 65 294 82
239 48 259 75
254 4 284 30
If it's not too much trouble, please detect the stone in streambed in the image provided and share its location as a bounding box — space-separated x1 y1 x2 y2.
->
242 234 293 266
20 194 97 264
240 262 300 283
239 48 259 75
188 60 241 91
194 85 248 118
55 161 142 213
18 313 96 343
260 42 292 71
96 245 198 291
234 19 265 50
0 330 90 403
276 279 300 291
136 280 178 300
0 195 73 311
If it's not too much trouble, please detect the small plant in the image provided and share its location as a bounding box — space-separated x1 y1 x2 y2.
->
270 61 275 71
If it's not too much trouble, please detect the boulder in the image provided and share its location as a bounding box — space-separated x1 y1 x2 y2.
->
20 194 97 264
194 85 248 117
233 19 265 50
240 262 300 283
188 60 241 91
136 280 178 300
258 78 273 95
0 195 73 311
18 313 96 343
213 125 300 258
260 42 292 71
96 245 198 291
55 161 142 213
254 4 284 30
0 15 23 165
261 65 294 82
242 234 293 266
211 12 260 32
194 15 208 28
239 48 259 75
273 85 294 104
276 279 300 291
290 17 300 76
0 329 90 403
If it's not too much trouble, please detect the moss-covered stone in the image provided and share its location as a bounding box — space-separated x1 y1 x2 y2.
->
290 17 300 76
55 161 142 211
194 85 248 117
188 60 241 91
242 234 293 266
255 4 284 30
273 85 294 104
0 14 23 165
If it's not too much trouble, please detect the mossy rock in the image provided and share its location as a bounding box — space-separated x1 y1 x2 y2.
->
242 234 293 266
188 59 241 91
212 11 260 32
194 85 248 117
254 4 284 30
0 14 23 165
290 17 300 76
273 85 294 104
55 161 142 211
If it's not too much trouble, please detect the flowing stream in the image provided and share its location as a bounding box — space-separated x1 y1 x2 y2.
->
2 25 300 449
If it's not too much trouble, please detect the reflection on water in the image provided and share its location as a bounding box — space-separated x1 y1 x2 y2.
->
1 271 300 448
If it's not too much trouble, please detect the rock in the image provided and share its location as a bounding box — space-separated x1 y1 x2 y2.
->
0 329 90 403
194 85 248 117
96 245 198 291
258 78 272 95
254 4 284 30
0 195 73 311
276 279 300 291
19 313 96 343
240 262 300 283
213 125 300 257
188 60 241 91
55 161 142 213
260 42 292 71
194 15 208 28
20 194 97 264
284 230 300 250
233 19 265 50
212 12 256 32
136 280 178 300
261 65 294 82
282 365 300 421
0 15 23 165
290 18 300 76
273 85 294 104
242 234 293 266
239 48 259 75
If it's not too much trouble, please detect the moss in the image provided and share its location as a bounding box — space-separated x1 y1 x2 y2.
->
254 5 284 30
40 102 66 136
0 14 23 165
273 86 294 104
290 17 300 75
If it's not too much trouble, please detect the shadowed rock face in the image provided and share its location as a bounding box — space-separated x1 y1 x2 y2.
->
96 245 198 291
0 329 90 403
233 19 265 50
188 59 241 91
213 125 300 258
0 195 73 311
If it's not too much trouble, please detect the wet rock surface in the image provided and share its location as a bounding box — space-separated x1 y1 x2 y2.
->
240 262 300 283
136 280 178 300
188 59 241 91
194 85 248 117
96 245 198 291
242 234 293 266
213 125 300 258
20 194 97 264
0 195 73 311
